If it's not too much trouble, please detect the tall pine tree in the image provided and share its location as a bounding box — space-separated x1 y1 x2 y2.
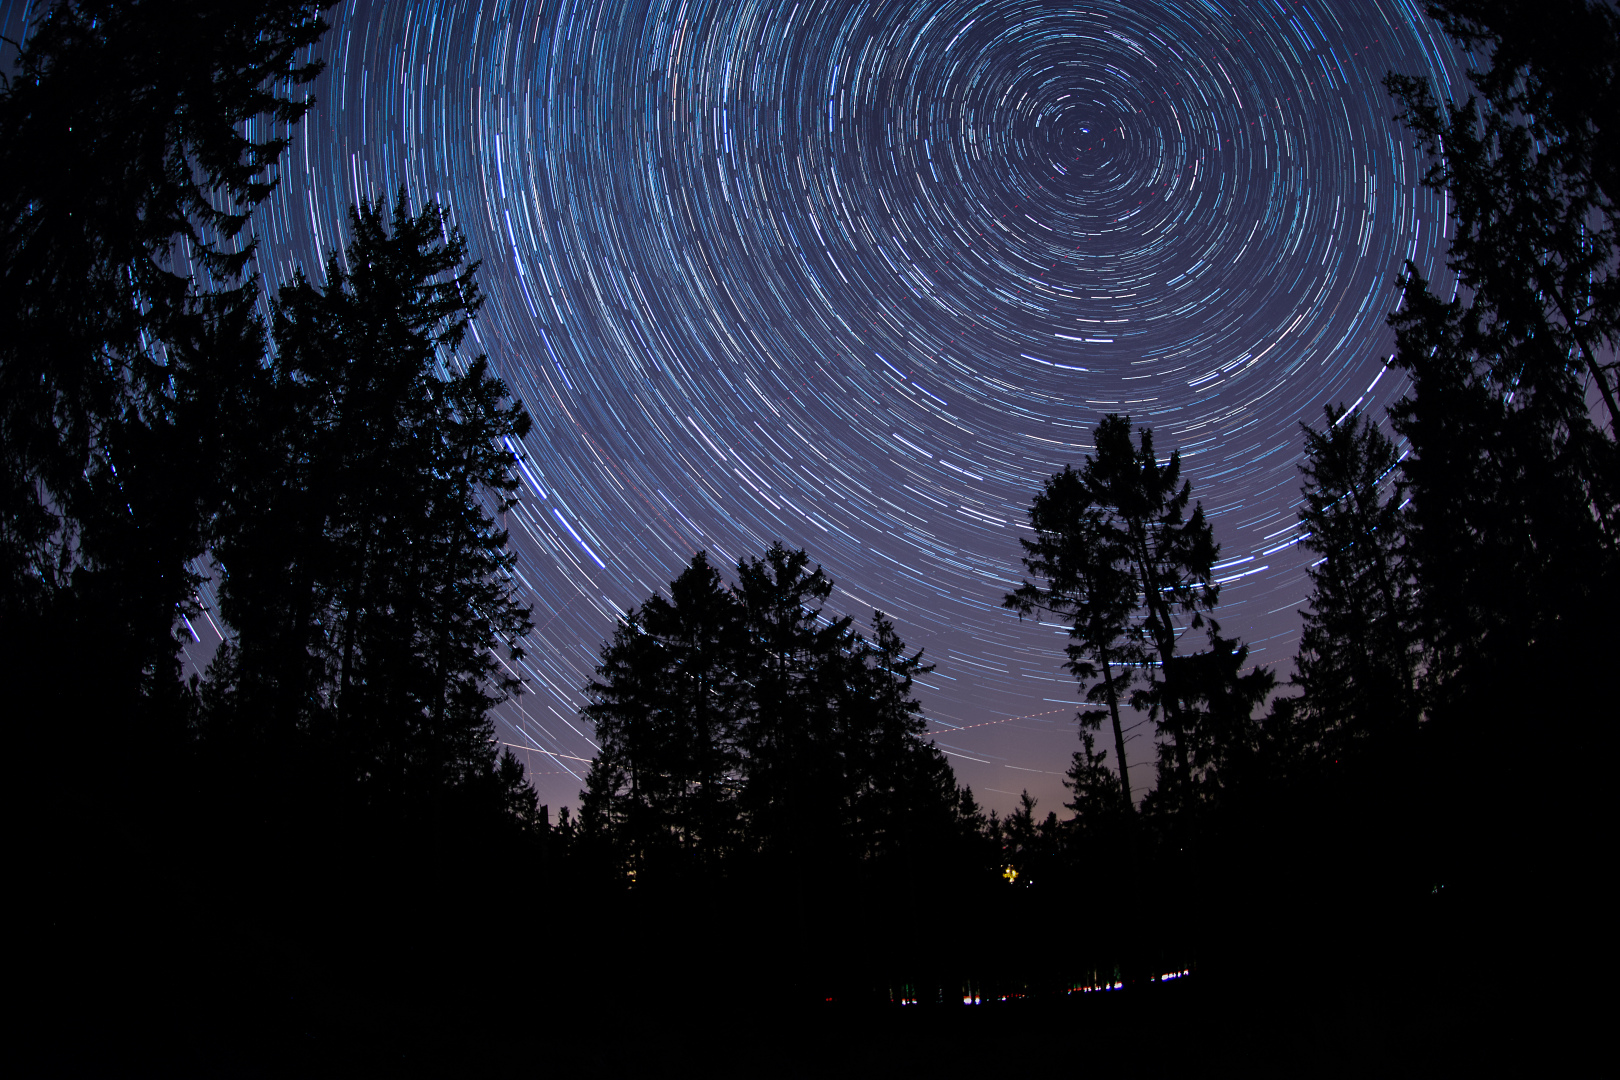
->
205 195 538 837
1010 416 1272 823
579 551 746 879
1006 464 1140 817
0 0 330 676
1083 417 1222 811
1368 0 1618 947
1291 404 1416 764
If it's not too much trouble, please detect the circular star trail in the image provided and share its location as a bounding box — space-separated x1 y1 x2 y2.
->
199 0 1468 813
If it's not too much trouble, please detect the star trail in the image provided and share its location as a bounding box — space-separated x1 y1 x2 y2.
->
8 0 1470 815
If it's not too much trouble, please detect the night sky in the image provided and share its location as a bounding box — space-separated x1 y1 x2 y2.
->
6 0 1469 818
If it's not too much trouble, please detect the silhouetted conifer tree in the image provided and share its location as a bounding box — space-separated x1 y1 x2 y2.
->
0 0 330 684
846 611 972 875
1064 730 1132 835
1080 416 1226 813
205 195 538 836
578 544 976 886
1290 404 1417 764
1011 416 1265 825
1006 464 1140 816
1393 1 1620 435
1168 628 1275 797
0 5 334 939
1385 2 1618 726
999 790 1064 887
579 551 745 879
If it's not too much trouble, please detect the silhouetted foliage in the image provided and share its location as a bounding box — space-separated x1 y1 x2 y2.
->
852 612 975 871
1366 0 1619 943
578 551 747 877
3 13 571 1069
1090 421 1210 806
203 194 539 838
1287 404 1417 766
0 0 331 675
998 790 1065 887
1063 728 1134 837
733 543 865 872
1005 463 1140 817
1386 2 1618 543
1383 0 1618 755
12 2 1615 1059
1009 415 1272 828
2 9 347 1026
580 543 979 888
1395 1 1620 435
1166 627 1275 797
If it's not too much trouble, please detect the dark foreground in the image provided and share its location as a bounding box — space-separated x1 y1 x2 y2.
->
17 967 1551 1078
18 871 1579 1078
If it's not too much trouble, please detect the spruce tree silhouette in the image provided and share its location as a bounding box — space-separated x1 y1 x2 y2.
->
2 8 335 1038
579 543 977 888
0 0 330 697
1376 0 1618 968
1424 1 1618 214
576 544 999 1002
1290 404 1416 765
1390 1 1620 434
204 194 539 846
846 611 965 874
579 550 747 881
998 790 1064 887
1385 4 1619 722
1167 627 1275 797
733 542 860 874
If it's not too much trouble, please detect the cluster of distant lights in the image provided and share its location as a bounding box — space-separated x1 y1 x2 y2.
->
81 0 1473 817
886 969 1187 1006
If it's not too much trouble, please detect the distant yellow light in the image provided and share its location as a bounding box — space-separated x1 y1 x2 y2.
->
1002 866 1020 884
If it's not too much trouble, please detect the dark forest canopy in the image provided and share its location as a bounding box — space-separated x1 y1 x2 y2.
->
573 544 988 888
2 0 542 882
3 0 1615 1067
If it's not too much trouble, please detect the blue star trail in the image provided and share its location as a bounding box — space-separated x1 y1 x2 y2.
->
197 0 1466 813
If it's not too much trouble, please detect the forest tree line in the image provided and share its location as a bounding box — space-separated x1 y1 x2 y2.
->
3 0 1614 1015
569 1 1618 958
1 0 546 910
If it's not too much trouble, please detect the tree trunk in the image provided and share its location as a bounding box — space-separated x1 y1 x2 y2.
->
1132 524 1192 788
1100 649 1134 812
